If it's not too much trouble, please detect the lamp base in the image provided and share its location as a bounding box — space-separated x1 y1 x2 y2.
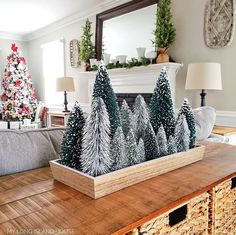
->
200 89 206 106
63 91 70 113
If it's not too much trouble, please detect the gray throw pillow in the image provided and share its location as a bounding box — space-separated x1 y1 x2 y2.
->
193 106 216 140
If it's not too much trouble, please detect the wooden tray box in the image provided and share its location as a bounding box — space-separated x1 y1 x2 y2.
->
50 145 205 199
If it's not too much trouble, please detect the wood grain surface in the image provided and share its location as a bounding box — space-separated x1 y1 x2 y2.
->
0 142 236 235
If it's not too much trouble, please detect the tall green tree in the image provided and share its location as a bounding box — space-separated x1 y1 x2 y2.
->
154 0 176 48
149 67 175 139
79 18 95 63
93 65 121 137
178 98 196 148
80 97 111 177
60 102 85 169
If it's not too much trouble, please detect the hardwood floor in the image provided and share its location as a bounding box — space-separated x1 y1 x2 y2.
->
0 142 236 235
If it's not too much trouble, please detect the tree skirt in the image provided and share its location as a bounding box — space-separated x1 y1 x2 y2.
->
205 0 235 49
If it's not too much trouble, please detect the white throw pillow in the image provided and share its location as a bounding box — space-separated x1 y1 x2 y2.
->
193 106 216 140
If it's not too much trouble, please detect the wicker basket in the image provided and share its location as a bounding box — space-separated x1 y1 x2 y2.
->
208 177 236 235
130 192 209 235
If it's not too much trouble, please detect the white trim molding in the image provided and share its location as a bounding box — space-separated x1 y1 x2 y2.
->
215 110 236 127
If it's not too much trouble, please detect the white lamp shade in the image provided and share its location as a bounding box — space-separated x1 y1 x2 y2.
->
56 77 75 92
185 63 222 90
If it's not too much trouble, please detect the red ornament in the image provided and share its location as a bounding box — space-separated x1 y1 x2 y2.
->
11 43 18 52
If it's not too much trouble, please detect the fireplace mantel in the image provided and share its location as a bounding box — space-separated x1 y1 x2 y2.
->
80 63 183 107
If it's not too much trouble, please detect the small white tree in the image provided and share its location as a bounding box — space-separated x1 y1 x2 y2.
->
125 129 140 166
120 100 134 138
133 95 150 142
144 122 160 160
138 138 146 163
110 126 128 170
174 114 190 152
167 135 177 155
156 125 168 157
81 97 111 176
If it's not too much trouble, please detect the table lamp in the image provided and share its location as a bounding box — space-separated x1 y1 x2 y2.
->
56 77 75 112
185 63 222 106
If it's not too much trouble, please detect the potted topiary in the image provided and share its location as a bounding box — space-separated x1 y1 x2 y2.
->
79 18 96 71
154 0 176 63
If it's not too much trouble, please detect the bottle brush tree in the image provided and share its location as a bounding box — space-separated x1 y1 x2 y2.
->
178 98 196 148
138 138 146 163
120 100 134 138
149 67 175 139
93 65 121 138
154 0 176 49
133 95 150 142
143 122 160 160
125 129 140 166
174 114 190 152
167 135 177 155
60 102 85 169
79 18 95 63
110 126 128 171
80 97 111 177
156 125 168 157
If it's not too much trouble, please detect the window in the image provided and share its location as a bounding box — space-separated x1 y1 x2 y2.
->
41 39 64 105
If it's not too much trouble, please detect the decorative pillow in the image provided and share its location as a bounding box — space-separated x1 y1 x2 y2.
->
193 106 216 140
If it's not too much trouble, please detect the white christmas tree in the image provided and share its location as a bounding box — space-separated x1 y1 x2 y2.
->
80 97 111 176
144 122 160 160
174 114 190 152
110 126 128 170
156 125 168 157
138 138 146 163
125 129 140 166
167 135 177 155
133 95 150 142
120 100 134 138
1 44 37 120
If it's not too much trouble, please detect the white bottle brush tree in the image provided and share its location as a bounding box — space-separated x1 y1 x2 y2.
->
80 97 112 177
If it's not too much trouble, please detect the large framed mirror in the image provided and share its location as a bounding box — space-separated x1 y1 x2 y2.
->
95 0 157 61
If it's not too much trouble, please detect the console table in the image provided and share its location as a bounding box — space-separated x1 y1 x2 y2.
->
0 142 236 234
47 111 70 127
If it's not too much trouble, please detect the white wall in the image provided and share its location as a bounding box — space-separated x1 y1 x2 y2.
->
171 0 236 111
27 16 96 103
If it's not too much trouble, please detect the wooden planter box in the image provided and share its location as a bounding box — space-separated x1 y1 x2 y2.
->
50 145 205 199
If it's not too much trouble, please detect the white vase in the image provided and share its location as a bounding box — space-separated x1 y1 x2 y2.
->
10 121 20 129
89 58 97 67
136 47 146 61
146 51 157 60
116 55 127 64
102 53 111 65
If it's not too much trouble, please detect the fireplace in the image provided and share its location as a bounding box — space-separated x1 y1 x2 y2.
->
116 93 152 109
84 63 183 108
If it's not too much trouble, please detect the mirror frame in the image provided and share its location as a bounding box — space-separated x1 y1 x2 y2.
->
95 0 157 60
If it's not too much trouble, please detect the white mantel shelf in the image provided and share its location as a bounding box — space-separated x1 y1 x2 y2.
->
80 63 183 107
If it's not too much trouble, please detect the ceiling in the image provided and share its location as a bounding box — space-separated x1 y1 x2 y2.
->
0 0 120 36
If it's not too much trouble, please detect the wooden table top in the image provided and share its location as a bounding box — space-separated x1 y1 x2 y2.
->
213 125 236 136
0 142 236 235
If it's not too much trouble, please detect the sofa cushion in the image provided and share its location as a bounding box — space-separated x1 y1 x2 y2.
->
193 106 216 140
0 127 65 176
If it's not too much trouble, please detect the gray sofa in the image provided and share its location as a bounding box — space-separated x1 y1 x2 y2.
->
0 127 65 176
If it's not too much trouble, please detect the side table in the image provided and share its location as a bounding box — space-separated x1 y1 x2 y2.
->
47 111 70 127
212 125 236 145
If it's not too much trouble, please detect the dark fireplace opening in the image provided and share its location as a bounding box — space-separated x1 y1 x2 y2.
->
116 93 152 109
